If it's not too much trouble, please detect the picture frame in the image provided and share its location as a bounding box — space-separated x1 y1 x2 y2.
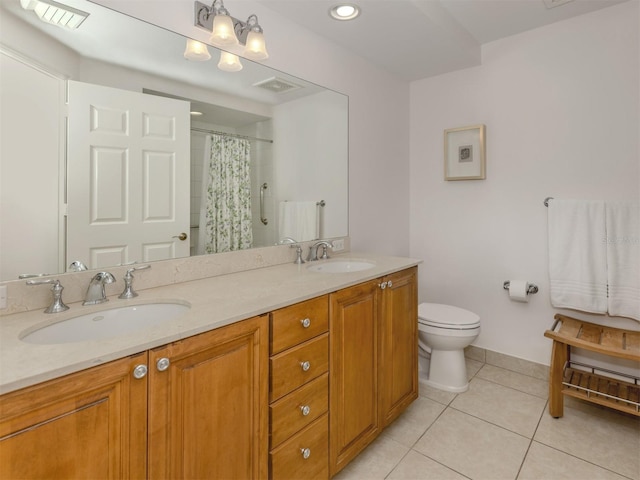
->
444 124 486 181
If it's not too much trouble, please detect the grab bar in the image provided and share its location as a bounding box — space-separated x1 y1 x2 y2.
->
260 183 268 225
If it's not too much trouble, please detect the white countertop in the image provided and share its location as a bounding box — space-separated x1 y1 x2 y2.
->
0 253 420 395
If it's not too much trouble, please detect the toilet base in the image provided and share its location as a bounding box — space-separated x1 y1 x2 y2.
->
419 374 469 393
423 348 470 393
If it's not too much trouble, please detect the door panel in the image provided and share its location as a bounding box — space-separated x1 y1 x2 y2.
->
67 81 190 269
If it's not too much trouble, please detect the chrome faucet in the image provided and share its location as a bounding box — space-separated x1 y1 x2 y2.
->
118 265 150 299
307 241 332 262
83 271 115 305
26 278 69 313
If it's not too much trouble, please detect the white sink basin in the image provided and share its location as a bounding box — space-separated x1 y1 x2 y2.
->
307 260 376 274
21 302 191 345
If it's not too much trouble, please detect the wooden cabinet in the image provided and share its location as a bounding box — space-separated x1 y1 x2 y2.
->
0 315 268 480
380 267 418 426
269 296 330 480
0 266 417 480
329 267 418 477
149 314 268 480
0 352 148 479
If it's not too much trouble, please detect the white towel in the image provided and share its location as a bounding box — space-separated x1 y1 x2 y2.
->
548 199 608 314
606 202 640 321
279 201 317 242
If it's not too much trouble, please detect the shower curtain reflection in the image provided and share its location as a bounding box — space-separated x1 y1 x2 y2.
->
198 134 253 254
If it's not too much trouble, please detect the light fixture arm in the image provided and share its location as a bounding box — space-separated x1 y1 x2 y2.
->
194 0 264 46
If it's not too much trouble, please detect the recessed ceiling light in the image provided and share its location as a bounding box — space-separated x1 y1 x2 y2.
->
329 4 360 21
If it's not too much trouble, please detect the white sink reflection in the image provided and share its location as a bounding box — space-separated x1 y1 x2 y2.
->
22 302 190 345
307 260 376 274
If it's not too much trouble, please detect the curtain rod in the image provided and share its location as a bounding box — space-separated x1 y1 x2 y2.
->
190 127 273 144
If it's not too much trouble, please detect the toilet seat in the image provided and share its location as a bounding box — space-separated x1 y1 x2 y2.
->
418 303 480 330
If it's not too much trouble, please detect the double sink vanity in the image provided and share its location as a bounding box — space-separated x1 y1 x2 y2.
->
0 254 419 479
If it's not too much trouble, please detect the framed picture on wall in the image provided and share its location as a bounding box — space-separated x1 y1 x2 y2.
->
444 124 486 180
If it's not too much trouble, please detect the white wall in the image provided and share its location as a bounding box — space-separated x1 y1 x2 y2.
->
273 90 348 240
93 0 412 257
409 1 639 366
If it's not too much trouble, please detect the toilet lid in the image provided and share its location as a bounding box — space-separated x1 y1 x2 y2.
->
418 303 480 328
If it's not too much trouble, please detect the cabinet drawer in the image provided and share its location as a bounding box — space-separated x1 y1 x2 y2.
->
271 296 328 355
270 334 328 401
270 373 328 448
270 413 328 480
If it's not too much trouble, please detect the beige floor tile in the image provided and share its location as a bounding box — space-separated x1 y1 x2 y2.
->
475 364 548 399
419 381 457 405
382 396 446 448
387 450 468 480
535 403 640 480
414 408 530 480
450 377 547 437
519 442 629 480
332 434 409 480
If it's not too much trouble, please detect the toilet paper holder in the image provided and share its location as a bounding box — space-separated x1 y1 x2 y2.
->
503 281 538 295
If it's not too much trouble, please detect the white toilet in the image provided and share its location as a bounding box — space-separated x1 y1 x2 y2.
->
418 303 480 393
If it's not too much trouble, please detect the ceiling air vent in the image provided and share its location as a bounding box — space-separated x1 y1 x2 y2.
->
253 77 302 94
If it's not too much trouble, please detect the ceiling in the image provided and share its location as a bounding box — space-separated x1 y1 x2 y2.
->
258 0 630 81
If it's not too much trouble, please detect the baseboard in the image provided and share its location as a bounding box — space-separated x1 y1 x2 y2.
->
464 346 549 382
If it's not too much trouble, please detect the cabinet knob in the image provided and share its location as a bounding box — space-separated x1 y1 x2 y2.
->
387 280 393 288
300 405 311 416
300 318 311 328
132 364 148 379
156 357 171 372
300 361 311 372
300 448 311 460
378 281 387 290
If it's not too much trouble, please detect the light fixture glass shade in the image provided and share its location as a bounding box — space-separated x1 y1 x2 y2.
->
184 39 211 61
217 51 243 72
243 30 269 60
210 14 238 47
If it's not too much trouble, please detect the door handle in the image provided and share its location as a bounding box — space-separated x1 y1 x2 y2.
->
173 233 188 241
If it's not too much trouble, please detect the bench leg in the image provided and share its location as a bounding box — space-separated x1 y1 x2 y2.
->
548 341 568 418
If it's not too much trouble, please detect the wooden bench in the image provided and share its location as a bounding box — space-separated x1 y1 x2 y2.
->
544 314 640 418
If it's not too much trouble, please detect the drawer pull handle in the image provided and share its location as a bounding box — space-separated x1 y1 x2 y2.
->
300 318 311 328
300 405 311 416
300 361 311 372
300 448 311 460
378 281 387 290
387 280 393 288
132 364 148 379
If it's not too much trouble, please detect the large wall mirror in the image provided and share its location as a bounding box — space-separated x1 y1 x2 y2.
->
0 0 348 282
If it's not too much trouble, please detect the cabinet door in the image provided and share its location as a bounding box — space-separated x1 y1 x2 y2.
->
380 267 418 426
148 315 268 480
0 352 148 479
329 280 380 476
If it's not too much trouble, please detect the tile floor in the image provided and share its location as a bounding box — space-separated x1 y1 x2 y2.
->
334 359 640 480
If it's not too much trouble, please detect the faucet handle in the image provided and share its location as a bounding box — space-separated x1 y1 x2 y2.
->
26 279 70 314
290 245 305 264
119 265 150 299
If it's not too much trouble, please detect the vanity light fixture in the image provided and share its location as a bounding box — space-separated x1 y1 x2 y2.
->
184 38 212 61
329 4 360 21
20 0 89 29
217 51 243 72
194 0 269 61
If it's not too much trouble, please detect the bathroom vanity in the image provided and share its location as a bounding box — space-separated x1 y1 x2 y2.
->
0 256 418 479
